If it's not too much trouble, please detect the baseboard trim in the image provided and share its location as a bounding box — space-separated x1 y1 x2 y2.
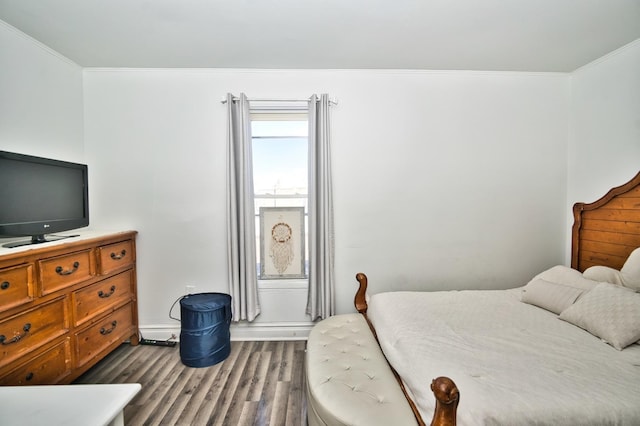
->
230 321 313 341
139 322 313 342
138 325 180 342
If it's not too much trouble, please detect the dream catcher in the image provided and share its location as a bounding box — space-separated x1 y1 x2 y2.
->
270 221 294 274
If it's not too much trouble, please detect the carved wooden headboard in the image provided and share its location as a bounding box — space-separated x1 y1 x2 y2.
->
571 171 640 271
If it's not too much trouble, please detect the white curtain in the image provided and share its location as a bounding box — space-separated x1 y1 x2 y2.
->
306 94 335 320
226 93 260 322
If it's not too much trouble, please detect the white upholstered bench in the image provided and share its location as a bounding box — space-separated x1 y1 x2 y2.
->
305 313 418 426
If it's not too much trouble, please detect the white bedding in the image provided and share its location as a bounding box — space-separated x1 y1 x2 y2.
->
368 289 640 426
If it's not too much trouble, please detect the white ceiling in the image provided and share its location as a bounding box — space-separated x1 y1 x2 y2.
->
1 0 639 72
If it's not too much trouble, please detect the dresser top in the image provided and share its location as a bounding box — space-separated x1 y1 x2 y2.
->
0 230 137 260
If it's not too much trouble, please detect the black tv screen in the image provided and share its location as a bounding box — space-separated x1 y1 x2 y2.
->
0 151 89 248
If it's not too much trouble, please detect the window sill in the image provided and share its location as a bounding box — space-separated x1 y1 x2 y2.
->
258 279 308 290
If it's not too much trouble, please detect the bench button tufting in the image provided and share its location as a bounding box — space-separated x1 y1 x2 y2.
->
307 314 419 425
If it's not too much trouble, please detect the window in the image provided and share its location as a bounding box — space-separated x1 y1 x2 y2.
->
251 112 309 281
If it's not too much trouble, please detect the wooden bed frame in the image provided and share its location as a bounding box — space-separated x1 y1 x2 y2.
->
572 171 640 271
353 170 640 426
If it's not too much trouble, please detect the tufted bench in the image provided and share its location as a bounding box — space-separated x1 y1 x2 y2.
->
305 313 418 426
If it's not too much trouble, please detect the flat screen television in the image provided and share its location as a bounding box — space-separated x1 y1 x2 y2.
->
0 150 89 248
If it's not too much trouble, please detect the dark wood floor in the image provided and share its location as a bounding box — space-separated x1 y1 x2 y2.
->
74 340 308 426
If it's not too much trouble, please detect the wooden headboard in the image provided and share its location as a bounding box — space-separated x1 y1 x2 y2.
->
571 171 640 271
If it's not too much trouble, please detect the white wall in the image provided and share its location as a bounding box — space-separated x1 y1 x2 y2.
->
5 17 636 340
0 21 83 162
567 39 640 216
83 69 570 330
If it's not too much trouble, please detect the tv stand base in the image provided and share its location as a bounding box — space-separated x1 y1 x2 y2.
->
2 233 79 248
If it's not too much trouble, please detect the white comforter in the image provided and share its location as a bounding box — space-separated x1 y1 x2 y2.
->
368 289 640 426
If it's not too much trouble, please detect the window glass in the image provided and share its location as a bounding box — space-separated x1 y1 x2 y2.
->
252 117 309 280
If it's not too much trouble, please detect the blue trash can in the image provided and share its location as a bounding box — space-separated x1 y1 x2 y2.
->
179 293 232 368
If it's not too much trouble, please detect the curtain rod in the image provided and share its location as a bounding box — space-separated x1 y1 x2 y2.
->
221 96 337 105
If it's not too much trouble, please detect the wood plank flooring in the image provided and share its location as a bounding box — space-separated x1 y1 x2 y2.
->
74 340 308 426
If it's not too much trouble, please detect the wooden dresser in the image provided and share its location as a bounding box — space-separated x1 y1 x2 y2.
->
0 231 138 385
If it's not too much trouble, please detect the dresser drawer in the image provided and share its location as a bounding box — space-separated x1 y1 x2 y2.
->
98 240 134 275
0 297 68 367
74 303 134 368
72 270 133 327
39 249 94 295
0 263 35 311
0 338 71 385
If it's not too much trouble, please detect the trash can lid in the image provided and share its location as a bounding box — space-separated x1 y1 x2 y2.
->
180 293 231 311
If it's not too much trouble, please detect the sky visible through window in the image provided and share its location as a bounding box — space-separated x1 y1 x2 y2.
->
251 120 308 196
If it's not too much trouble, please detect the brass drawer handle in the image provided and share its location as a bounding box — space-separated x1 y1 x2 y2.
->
110 250 127 260
100 320 117 335
0 323 31 345
98 285 116 298
0 281 9 290
55 261 80 276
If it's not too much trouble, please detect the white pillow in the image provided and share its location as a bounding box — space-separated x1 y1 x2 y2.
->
583 266 625 285
582 248 640 290
521 278 585 314
531 265 599 292
620 247 640 290
559 282 640 350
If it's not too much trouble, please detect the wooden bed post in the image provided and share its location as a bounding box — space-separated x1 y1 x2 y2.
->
355 272 368 314
431 377 460 426
354 273 460 426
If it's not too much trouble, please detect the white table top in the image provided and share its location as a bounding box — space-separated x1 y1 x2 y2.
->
0 383 141 426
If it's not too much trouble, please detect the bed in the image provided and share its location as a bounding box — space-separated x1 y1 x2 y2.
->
306 170 640 426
